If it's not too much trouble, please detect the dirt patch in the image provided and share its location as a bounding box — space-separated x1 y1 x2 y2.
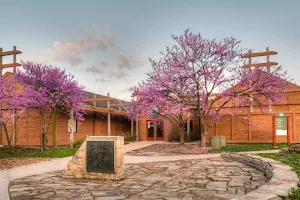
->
126 144 215 156
0 158 52 170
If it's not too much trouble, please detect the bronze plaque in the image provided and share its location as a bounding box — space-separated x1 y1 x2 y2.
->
86 141 114 173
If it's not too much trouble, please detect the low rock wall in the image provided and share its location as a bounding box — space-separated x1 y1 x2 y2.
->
221 153 299 200
288 143 300 153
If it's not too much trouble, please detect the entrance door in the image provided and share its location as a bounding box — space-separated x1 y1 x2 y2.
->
147 120 155 140
156 121 164 140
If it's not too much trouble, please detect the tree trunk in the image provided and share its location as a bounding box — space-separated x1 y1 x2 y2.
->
40 112 48 152
179 127 184 145
200 133 207 147
3 125 11 150
52 108 58 149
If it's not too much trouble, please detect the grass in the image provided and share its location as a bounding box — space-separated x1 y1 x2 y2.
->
208 143 290 153
258 153 300 200
0 138 84 159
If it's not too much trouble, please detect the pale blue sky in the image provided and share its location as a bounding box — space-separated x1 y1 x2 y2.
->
1 0 299 100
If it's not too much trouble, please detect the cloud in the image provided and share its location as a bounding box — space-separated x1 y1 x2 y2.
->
41 31 115 66
116 53 144 70
95 78 110 83
106 53 145 78
86 65 104 74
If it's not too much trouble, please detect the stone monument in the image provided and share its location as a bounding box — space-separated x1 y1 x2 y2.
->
63 136 124 180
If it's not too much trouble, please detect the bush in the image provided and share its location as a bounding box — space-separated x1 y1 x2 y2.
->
117 131 136 142
73 138 85 148
168 129 200 142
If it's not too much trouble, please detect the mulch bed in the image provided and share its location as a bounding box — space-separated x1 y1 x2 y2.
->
126 144 215 156
0 158 52 170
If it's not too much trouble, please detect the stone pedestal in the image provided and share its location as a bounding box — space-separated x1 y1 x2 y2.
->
63 136 124 180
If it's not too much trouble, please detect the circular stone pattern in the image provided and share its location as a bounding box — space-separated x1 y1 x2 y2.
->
9 157 268 200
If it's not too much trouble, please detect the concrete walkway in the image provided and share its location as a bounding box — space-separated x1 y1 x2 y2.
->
0 142 281 200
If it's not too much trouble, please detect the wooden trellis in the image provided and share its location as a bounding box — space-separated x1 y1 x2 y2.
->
0 46 22 76
0 46 22 147
241 47 278 72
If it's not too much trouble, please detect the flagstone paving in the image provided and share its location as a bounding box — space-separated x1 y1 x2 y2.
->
9 157 268 200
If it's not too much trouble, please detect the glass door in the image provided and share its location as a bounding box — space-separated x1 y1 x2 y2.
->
147 120 155 140
156 121 164 140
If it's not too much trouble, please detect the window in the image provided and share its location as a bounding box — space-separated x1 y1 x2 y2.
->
68 118 78 133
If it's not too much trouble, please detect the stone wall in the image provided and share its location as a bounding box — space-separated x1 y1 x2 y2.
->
222 153 299 200
63 136 124 180
288 143 300 153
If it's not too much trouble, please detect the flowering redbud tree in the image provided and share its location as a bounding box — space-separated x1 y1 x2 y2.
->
127 29 289 147
16 62 86 151
0 75 30 150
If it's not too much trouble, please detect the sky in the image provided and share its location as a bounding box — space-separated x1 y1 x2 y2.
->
1 0 299 101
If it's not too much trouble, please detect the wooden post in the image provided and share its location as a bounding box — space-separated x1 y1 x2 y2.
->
0 46 22 147
93 112 96 136
136 96 139 141
273 116 276 147
107 93 111 136
93 94 96 107
248 114 251 141
248 49 253 70
12 46 17 148
131 119 134 136
136 116 139 141
0 48 2 77
231 116 235 141
287 116 291 146
293 112 296 142
187 110 191 140
52 108 58 149
70 108 74 147
0 48 2 145
266 47 270 73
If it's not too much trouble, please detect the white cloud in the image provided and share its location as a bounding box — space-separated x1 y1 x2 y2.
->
86 65 104 74
41 31 115 66
86 53 145 79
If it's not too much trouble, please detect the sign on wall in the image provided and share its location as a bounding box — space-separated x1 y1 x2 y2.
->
68 119 78 133
276 113 287 136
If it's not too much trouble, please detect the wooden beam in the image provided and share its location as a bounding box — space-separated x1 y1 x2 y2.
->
0 63 22 69
111 110 128 116
0 50 22 56
83 105 114 113
241 62 278 69
241 51 278 58
110 103 127 107
83 97 115 102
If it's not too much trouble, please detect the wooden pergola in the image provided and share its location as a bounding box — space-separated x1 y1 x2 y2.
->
83 93 132 137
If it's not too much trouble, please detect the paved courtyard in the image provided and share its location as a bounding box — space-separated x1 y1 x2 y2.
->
9 157 267 200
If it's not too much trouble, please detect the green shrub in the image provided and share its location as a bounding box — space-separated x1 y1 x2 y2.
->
73 138 85 148
117 131 136 142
